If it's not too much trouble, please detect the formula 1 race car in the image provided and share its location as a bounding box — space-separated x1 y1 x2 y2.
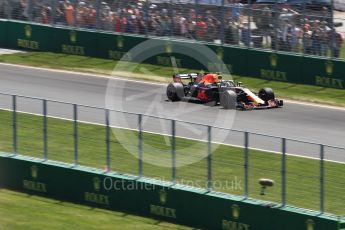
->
166 73 283 110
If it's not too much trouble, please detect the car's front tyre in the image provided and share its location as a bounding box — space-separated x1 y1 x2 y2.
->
258 88 275 104
220 90 237 110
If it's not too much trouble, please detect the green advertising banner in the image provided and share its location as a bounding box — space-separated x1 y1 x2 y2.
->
144 39 209 70
6 21 53 51
96 32 147 60
246 49 303 84
0 20 7 47
208 44 248 76
270 206 341 230
0 153 342 230
52 27 98 57
302 56 345 89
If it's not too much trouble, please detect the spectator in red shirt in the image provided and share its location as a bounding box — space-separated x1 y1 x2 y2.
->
197 16 207 41
114 14 122 33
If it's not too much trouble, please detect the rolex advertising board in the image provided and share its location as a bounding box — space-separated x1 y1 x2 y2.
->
52 27 97 57
0 154 342 230
269 207 341 230
207 44 248 76
96 32 147 60
6 21 53 51
142 39 207 70
246 50 302 84
0 155 50 194
302 57 345 89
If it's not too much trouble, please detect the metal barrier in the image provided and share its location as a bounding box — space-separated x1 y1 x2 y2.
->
0 0 343 59
0 91 344 217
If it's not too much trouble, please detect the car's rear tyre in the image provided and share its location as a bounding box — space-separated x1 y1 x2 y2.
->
258 88 275 103
220 90 237 110
167 83 184 101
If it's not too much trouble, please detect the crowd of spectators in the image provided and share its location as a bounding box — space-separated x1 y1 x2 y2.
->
252 7 343 57
0 0 343 57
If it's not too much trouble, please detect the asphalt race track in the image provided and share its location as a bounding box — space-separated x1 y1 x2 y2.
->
0 63 344 162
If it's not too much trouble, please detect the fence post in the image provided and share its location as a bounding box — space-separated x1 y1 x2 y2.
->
320 144 324 213
95 0 101 30
73 0 77 27
27 0 34 21
220 0 225 44
12 95 17 155
43 99 48 160
169 0 174 37
6 0 11 20
50 0 56 25
207 126 212 191
73 104 78 166
281 138 286 207
273 0 279 52
244 132 249 198
105 109 110 172
301 0 307 55
171 120 176 184
195 0 199 41
144 0 149 36
330 0 335 58
247 0 252 48
138 114 143 177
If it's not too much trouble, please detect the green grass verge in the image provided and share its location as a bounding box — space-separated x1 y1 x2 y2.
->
0 189 195 230
1 52 345 107
0 109 344 217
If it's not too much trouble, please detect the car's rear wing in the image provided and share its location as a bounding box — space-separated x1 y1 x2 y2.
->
173 73 200 83
173 73 199 79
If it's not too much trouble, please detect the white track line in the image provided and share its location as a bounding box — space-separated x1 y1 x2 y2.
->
1 107 344 165
0 62 345 111
0 62 165 86
283 99 345 111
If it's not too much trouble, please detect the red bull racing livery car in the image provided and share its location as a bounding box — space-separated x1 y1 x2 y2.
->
166 73 283 110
